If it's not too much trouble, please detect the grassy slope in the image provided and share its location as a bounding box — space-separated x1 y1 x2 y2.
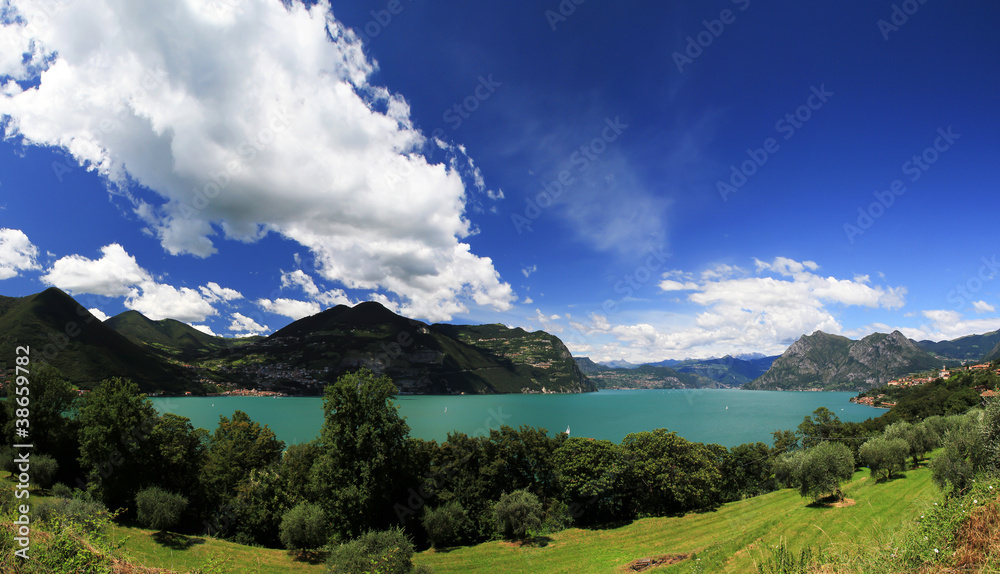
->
414 462 940 574
110 527 325 574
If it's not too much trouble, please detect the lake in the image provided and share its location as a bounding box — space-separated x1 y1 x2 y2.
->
150 389 880 448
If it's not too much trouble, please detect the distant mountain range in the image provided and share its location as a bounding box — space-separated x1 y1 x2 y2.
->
575 354 776 389
743 329 991 391
0 288 594 395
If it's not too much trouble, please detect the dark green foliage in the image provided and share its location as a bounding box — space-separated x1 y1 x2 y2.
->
31 453 59 489
327 527 417 574
202 410 284 501
493 489 544 541
311 368 410 541
51 482 73 498
135 486 188 532
421 500 472 548
231 467 292 547
723 442 775 500
622 429 723 515
75 377 159 511
4 362 77 457
105 309 254 360
858 437 908 481
279 501 327 551
148 413 208 498
281 441 322 502
552 437 628 525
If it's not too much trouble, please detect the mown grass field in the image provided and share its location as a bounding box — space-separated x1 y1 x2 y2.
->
413 462 940 574
109 527 327 574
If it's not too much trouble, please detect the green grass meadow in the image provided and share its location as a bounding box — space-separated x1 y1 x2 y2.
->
413 463 940 574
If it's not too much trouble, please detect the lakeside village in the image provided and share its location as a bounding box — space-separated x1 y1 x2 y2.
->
851 363 1000 409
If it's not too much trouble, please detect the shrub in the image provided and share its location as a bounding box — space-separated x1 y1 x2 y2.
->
279 501 327 551
327 527 416 574
51 482 73 498
494 489 543 541
422 500 472 548
32 454 59 489
135 486 188 532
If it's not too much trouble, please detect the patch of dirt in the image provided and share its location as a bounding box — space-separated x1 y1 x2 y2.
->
952 497 1000 569
831 498 856 508
623 554 689 572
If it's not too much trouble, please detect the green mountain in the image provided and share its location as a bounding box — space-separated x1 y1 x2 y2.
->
210 301 596 395
573 358 718 389
985 340 1000 362
913 329 1000 362
105 310 259 360
745 330 945 391
0 288 193 393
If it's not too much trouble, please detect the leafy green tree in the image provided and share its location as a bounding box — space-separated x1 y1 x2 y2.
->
309 368 410 541
858 437 908 481
883 421 938 469
785 442 855 501
552 437 627 525
421 500 472 548
136 486 188 532
723 442 774 500
481 425 565 502
797 407 844 449
148 413 208 496
494 489 544 541
6 363 79 481
771 429 799 456
202 410 284 502
75 377 159 511
327 527 417 574
622 429 724 516
279 501 327 551
231 467 292 547
281 441 322 502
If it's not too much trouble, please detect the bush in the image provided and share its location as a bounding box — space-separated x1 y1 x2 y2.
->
135 486 188 532
32 454 59 489
279 501 327 551
422 500 472 548
51 482 73 498
327 527 417 574
494 489 543 541
33 497 111 533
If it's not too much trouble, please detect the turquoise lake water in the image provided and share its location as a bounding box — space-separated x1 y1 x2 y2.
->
150 389 880 448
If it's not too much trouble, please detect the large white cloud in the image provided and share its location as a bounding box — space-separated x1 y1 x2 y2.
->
41 243 236 322
0 228 41 279
567 257 910 362
0 0 514 321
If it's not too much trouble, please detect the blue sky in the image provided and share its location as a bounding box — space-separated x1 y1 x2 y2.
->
1 0 998 362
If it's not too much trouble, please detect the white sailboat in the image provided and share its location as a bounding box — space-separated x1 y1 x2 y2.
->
565 425 570 436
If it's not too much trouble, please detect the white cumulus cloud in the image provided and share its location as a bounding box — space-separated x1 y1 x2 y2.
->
229 312 268 335
41 243 237 322
258 297 320 321
0 0 514 321
0 228 41 280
